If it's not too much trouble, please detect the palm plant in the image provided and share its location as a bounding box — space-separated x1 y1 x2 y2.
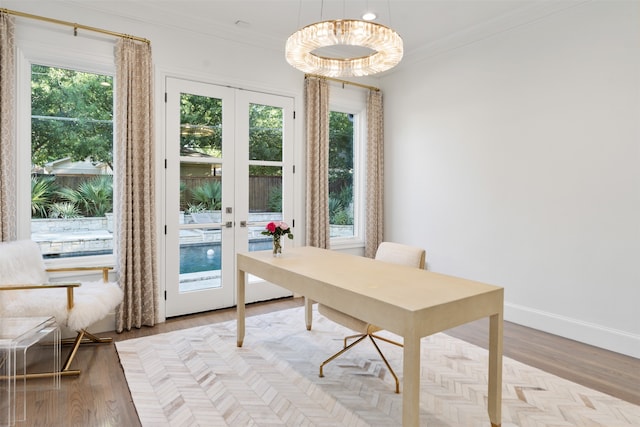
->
58 175 113 217
186 203 207 213
31 176 57 218
190 180 222 211
338 185 353 209
328 197 343 224
179 180 187 210
329 185 354 225
49 202 81 218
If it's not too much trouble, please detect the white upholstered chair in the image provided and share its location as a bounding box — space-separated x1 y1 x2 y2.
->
318 242 426 393
0 240 123 378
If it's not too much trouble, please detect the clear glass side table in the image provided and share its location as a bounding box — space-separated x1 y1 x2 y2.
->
0 317 60 427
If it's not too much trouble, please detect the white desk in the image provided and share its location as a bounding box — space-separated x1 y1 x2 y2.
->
237 246 503 427
0 317 60 427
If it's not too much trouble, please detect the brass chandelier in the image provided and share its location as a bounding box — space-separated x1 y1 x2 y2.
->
285 18 403 78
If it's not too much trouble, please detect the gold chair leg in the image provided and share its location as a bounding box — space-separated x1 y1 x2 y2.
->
60 329 113 374
61 329 85 373
343 333 365 348
81 330 113 344
370 333 403 348
0 333 82 380
12 370 79 380
1 329 113 380
368 335 400 394
60 330 112 345
319 334 368 378
321 332 401 394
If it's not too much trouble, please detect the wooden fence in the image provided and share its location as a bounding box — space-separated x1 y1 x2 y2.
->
46 174 281 212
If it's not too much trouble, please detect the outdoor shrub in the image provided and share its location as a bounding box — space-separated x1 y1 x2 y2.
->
332 209 353 225
31 175 58 218
186 203 207 213
58 175 113 217
49 202 81 219
267 185 282 212
328 197 343 224
338 185 353 208
190 180 222 211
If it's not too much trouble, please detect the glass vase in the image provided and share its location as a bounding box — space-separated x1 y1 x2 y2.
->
272 235 282 257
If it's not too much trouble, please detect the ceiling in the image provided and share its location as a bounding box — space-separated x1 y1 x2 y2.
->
69 0 584 74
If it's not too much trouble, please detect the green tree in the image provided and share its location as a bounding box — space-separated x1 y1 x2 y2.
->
249 104 283 176
179 96 284 178
329 111 354 188
31 64 113 168
180 93 223 157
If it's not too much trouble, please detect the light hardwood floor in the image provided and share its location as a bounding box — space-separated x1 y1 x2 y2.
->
17 297 640 426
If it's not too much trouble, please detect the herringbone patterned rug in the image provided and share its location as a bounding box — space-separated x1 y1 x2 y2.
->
115 306 639 426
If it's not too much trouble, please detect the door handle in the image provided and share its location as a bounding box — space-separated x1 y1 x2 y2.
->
240 221 247 227
225 221 233 228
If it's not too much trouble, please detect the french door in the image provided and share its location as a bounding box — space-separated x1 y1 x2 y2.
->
165 77 294 317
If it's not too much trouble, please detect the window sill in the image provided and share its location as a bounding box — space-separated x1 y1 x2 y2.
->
44 253 116 271
329 237 365 251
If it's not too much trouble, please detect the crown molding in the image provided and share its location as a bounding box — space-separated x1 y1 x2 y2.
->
395 0 591 71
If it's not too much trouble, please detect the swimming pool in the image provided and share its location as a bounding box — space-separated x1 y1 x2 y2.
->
180 239 272 274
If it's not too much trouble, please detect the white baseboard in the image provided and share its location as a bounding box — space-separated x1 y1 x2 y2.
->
505 302 640 359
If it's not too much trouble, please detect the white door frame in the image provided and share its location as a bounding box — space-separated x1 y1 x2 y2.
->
165 77 294 317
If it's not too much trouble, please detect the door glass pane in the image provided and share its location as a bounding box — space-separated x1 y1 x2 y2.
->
179 227 222 292
181 164 222 213
249 103 282 161
329 111 354 238
249 166 283 253
180 93 222 157
180 165 222 293
178 91 224 294
248 102 284 253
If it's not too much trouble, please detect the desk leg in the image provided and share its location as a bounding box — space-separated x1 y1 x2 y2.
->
488 311 503 427
304 297 313 330
237 269 246 347
402 335 420 427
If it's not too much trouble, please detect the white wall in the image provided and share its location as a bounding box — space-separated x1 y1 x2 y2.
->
382 1 640 358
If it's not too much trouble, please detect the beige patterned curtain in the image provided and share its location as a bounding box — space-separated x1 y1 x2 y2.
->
365 89 384 258
305 76 330 248
114 38 158 332
0 12 16 242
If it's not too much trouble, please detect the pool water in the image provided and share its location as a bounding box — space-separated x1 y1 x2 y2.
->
180 240 272 274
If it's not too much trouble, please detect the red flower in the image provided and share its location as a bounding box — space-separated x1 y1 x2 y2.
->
262 221 293 240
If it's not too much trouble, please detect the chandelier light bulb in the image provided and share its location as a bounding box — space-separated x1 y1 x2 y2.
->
362 12 377 21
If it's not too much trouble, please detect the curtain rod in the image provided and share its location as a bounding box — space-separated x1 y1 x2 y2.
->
0 7 150 44
306 74 380 92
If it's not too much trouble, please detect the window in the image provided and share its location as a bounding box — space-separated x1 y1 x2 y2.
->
329 88 366 246
329 111 354 237
30 64 114 259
